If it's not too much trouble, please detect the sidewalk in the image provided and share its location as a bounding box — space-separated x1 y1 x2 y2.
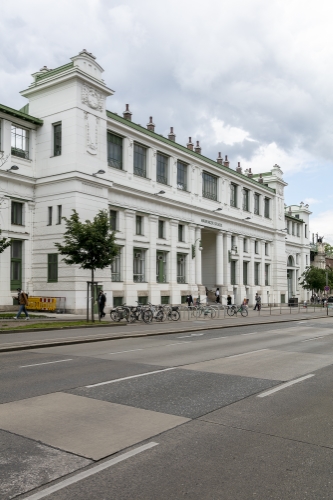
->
0 308 331 353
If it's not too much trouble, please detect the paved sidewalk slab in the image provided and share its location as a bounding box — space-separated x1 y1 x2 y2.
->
0 393 189 460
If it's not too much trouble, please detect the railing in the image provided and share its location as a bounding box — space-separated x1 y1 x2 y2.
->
177 182 187 190
134 167 146 178
133 274 145 283
108 158 122 170
177 276 186 284
203 191 217 201
11 147 28 159
156 275 167 283
111 273 121 282
157 175 168 184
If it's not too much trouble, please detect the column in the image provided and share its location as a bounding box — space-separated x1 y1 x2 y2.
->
195 226 202 285
188 223 196 286
249 238 255 286
261 240 266 288
170 219 178 285
148 215 158 283
223 232 231 286
124 210 135 283
124 138 133 175
216 230 224 285
149 148 156 182
238 235 244 286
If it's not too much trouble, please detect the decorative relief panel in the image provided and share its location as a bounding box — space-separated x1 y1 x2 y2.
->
81 85 104 111
84 112 99 155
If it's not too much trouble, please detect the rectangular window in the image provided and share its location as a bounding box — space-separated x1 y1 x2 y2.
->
11 202 23 225
202 172 218 201
242 189 249 211
158 220 165 239
110 210 117 231
292 222 295 236
47 253 58 282
243 261 248 285
230 183 237 207
11 125 29 159
254 193 260 215
231 260 236 285
111 248 121 282
133 249 146 282
136 215 143 235
138 296 148 305
305 224 308 238
231 235 237 252
177 161 187 190
255 241 259 254
134 143 147 177
177 253 186 283
306 254 309 265
114 296 123 307
265 264 269 286
53 123 62 156
57 205 62 225
156 251 167 283
297 224 300 237
156 152 168 185
243 238 248 252
264 198 270 218
254 262 260 286
265 242 269 256
178 224 184 242
48 206 53 226
11 240 22 290
161 296 170 304
107 132 123 170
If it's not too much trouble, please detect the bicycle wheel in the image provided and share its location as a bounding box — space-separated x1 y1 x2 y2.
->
208 307 216 319
227 307 235 316
110 310 120 321
155 310 165 322
241 308 248 317
143 310 153 323
171 310 180 321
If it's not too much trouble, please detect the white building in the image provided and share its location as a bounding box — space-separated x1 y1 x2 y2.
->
0 50 311 312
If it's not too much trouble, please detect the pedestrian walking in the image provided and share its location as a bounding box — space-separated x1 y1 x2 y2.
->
227 294 232 306
186 294 193 306
215 287 220 304
14 288 30 320
253 293 261 311
98 290 106 320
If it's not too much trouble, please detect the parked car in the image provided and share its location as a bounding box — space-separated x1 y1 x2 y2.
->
327 296 333 303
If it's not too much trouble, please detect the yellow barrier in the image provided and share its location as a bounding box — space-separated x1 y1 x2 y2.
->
27 297 57 311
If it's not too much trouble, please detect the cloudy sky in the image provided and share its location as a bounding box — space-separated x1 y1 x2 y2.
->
1 0 332 241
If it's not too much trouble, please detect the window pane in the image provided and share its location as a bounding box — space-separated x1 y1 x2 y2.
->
156 251 167 283
48 207 52 226
110 210 117 231
243 189 249 211
230 184 237 207
243 261 248 285
264 198 270 218
111 248 121 282
54 123 62 156
11 240 22 259
136 215 142 235
178 224 184 242
134 144 147 177
48 253 58 282
11 125 29 159
133 249 145 282
177 161 187 190
57 205 62 224
254 194 260 215
107 133 123 169
202 172 217 201
177 254 186 283
11 202 23 225
158 220 164 238
157 153 168 184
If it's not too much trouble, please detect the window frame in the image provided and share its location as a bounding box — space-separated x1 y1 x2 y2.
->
254 240 259 254
265 263 270 286
56 205 62 225
156 152 168 185
47 206 53 226
254 193 260 215
156 250 168 283
264 197 270 218
242 188 249 211
11 239 22 290
158 220 165 239
107 132 123 170
133 143 147 178
53 122 62 156
243 261 248 285
47 253 58 283
202 171 218 201
178 224 184 242
243 238 248 253
230 183 237 207
133 248 146 283
111 247 122 282
177 160 188 191
254 262 260 286
230 260 236 285
11 201 23 226
136 215 143 235
110 210 118 231
177 253 187 284
265 242 269 256
11 125 29 159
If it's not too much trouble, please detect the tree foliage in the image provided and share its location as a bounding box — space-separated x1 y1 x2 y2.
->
299 266 333 292
54 209 118 272
0 229 11 254
324 243 333 256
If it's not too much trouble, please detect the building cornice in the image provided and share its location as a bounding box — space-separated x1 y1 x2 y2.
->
0 104 43 126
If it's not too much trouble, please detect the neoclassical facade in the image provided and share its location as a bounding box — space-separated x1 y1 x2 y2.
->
0 50 311 312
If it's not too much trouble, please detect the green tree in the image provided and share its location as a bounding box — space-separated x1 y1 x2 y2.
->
324 243 333 256
299 266 333 293
0 229 11 254
55 210 118 321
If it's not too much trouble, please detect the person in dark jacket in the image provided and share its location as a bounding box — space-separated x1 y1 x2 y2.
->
186 294 193 306
14 288 30 320
98 290 106 319
227 295 232 306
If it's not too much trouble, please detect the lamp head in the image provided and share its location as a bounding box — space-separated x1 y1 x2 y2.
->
92 169 105 177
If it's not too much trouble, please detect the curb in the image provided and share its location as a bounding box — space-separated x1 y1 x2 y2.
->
0 315 328 353
0 322 126 335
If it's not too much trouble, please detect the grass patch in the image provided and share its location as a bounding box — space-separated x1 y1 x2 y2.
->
0 320 117 331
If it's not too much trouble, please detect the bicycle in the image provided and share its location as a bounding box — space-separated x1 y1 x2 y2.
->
163 305 180 321
110 303 135 323
226 304 248 317
142 303 165 323
196 304 216 318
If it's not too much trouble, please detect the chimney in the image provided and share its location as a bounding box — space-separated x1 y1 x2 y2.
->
236 161 242 174
187 137 194 150
147 116 155 132
258 173 263 184
223 155 230 168
195 140 201 154
123 104 132 121
168 127 176 141
217 152 223 164
247 168 253 178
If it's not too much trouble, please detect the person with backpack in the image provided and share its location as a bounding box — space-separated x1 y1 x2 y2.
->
14 288 30 320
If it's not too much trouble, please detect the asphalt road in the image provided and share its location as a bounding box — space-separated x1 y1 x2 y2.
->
1 317 333 499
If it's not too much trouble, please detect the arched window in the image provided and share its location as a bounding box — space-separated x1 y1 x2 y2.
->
287 256 294 267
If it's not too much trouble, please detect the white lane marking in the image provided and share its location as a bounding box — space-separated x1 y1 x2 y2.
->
108 349 143 354
24 442 158 499
298 321 307 324
227 349 267 358
178 333 205 338
301 336 324 342
257 374 315 398
208 336 227 340
20 359 73 368
165 342 191 346
241 332 258 336
86 367 176 388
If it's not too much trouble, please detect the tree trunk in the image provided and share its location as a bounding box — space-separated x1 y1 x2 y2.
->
91 268 95 323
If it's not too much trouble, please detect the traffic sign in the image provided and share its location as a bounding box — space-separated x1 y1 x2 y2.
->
324 285 330 291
